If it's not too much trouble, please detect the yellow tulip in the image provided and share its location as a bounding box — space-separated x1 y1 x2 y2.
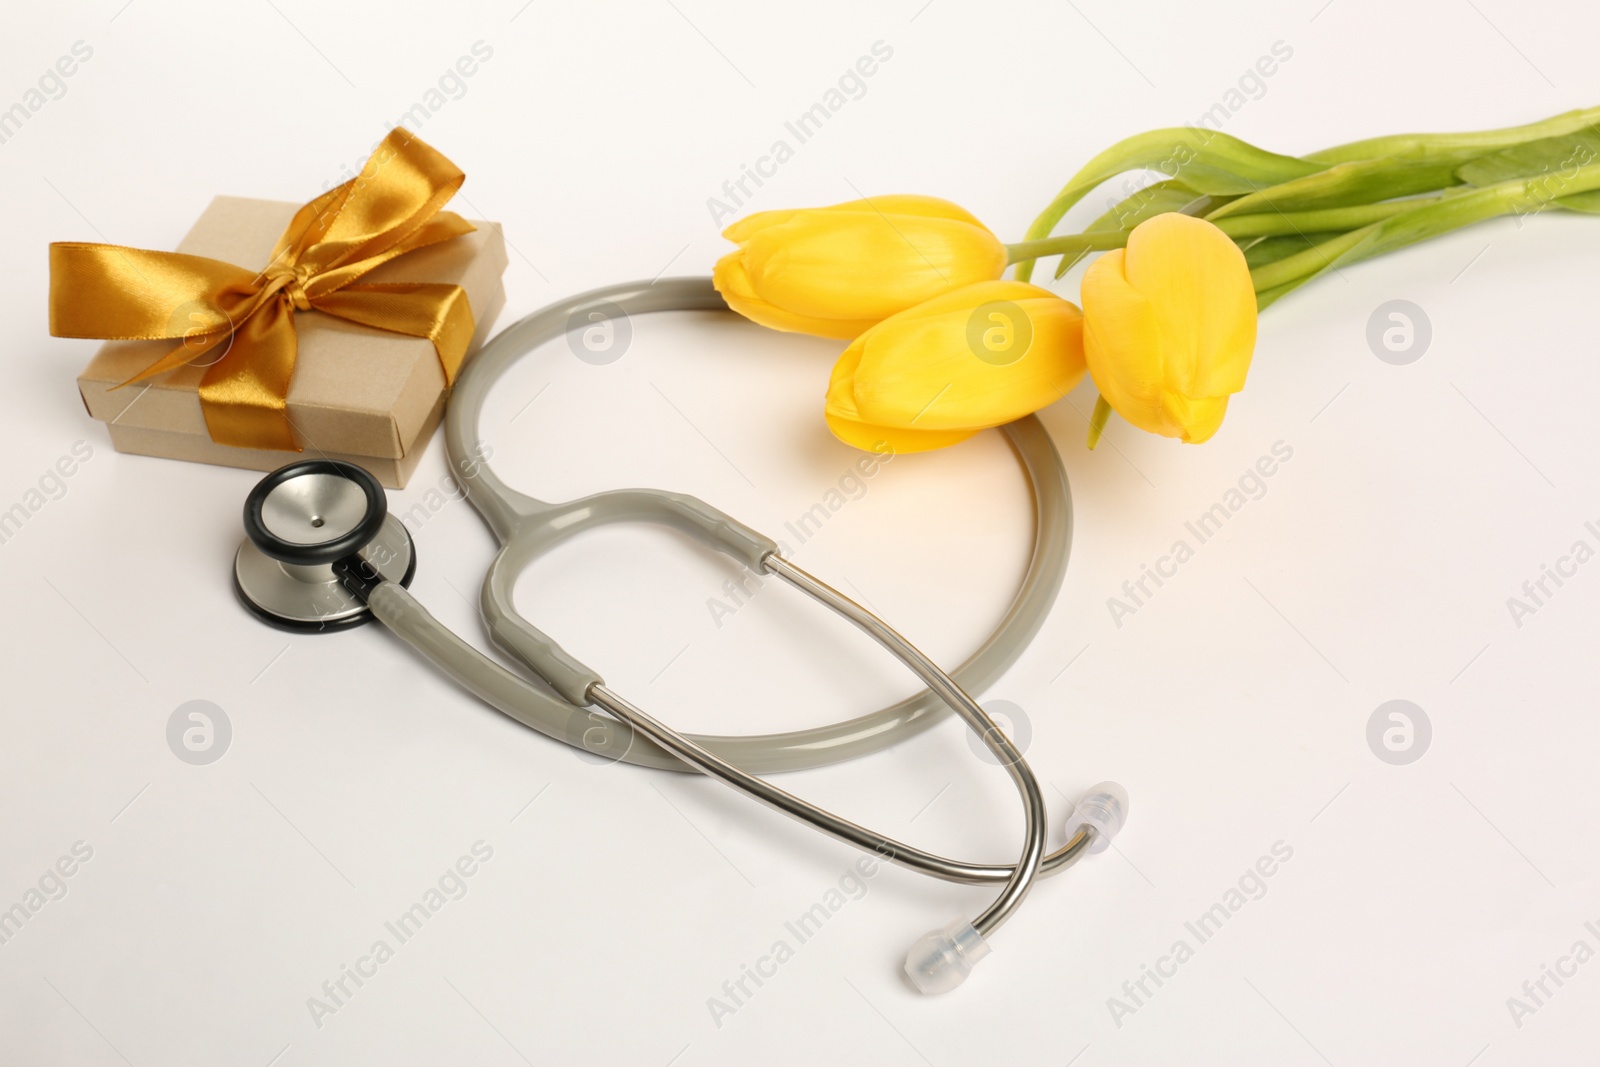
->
1080 213 1257 444
714 195 1008 339
824 280 1086 453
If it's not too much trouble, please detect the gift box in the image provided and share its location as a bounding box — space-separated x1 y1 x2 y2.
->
73 194 507 488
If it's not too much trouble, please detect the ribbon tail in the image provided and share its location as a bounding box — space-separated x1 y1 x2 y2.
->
116 330 234 388
312 283 476 382
49 243 257 340
197 296 301 451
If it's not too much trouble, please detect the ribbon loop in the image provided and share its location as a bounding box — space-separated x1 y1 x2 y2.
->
48 128 478 451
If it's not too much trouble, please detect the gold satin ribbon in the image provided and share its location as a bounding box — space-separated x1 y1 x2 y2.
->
48 129 478 451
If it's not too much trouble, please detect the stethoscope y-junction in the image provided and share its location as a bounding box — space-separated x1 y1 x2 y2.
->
230 277 1128 993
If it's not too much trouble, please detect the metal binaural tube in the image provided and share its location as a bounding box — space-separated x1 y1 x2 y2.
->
369 575 1098 888
587 683 1091 895
759 556 1045 937
587 554 1050 940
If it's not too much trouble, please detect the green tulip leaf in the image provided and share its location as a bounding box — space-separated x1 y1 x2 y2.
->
1456 125 1600 185
1240 232 1343 271
1017 128 1322 281
1049 180 1227 278
1251 158 1600 305
1214 198 1444 241
1307 104 1600 166
1550 190 1600 214
1455 125 1600 215
1207 148 1477 222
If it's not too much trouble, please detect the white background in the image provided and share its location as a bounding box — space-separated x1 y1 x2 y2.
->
2 1 1598 1063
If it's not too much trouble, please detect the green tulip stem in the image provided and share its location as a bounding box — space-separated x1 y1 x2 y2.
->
1014 128 1322 282
1213 198 1440 239
1249 159 1600 304
1005 231 1131 265
1005 202 1437 267
1020 105 1600 283
1304 104 1600 166
1249 227 1379 295
1086 395 1113 450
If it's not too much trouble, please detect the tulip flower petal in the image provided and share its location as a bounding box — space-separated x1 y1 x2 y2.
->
1079 213 1258 444
1123 213 1256 397
824 342 866 421
826 343 980 450
713 195 1008 340
1081 249 1174 436
825 195 989 228
743 214 1006 322
824 411 978 453
721 209 805 244
848 282 1086 431
714 249 878 339
1161 393 1230 444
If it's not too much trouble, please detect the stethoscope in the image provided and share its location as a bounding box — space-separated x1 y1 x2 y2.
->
230 277 1128 994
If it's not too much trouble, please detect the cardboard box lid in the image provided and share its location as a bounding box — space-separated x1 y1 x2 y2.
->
76 195 508 460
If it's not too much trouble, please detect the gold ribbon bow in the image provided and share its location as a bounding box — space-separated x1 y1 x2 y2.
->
48 129 477 451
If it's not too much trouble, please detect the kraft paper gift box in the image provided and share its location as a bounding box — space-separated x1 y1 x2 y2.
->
74 195 508 488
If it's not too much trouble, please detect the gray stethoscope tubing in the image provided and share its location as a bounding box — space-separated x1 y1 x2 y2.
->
251 276 1128 988
440 277 1074 774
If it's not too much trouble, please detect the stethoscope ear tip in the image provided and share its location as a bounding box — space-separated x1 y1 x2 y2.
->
904 918 991 995
901 782 1129 994
1074 781 1130 855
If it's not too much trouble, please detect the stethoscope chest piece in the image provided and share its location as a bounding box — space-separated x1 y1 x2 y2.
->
233 459 415 632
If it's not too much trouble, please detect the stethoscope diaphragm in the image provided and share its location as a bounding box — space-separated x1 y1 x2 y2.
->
232 459 416 631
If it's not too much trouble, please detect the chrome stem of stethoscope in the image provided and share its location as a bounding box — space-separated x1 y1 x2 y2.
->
591 681 1015 992
585 677 1125 993
763 555 1045 937
587 554 1047 992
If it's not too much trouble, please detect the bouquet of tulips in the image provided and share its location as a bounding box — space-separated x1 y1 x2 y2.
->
713 105 1600 452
